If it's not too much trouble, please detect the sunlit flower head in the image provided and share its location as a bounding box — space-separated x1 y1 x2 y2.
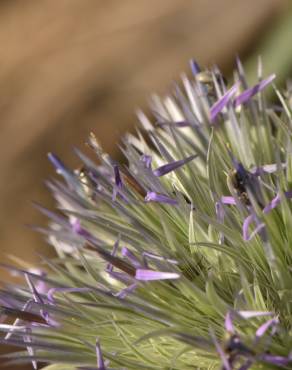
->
2 59 292 370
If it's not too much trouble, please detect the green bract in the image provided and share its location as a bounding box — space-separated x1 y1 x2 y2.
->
2 59 292 370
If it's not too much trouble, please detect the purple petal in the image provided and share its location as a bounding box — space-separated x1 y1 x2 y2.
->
190 59 201 75
256 317 278 338
263 193 281 214
113 164 122 188
242 215 255 241
153 155 197 177
135 269 180 281
238 311 273 319
263 191 292 214
121 247 142 268
48 152 67 175
96 340 106 369
114 283 138 299
210 83 238 122
141 154 152 169
234 74 276 107
242 215 265 241
221 196 236 205
71 219 92 239
259 353 292 366
145 192 178 205
248 223 265 241
224 311 235 334
250 163 285 175
26 269 48 295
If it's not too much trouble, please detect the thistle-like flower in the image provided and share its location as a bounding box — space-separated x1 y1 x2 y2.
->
2 59 292 370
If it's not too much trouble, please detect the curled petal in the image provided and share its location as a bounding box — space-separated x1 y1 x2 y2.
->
234 74 276 107
263 191 292 214
242 215 265 241
263 193 281 213
153 155 197 177
135 269 180 281
210 83 238 122
242 215 255 241
256 317 278 338
145 192 178 205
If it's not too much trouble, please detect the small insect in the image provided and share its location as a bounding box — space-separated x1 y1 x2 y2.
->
228 161 264 208
196 71 228 100
229 163 251 205
223 334 254 369
75 166 96 200
224 334 254 355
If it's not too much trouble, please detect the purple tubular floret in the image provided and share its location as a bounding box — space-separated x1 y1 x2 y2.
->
135 269 180 281
145 191 178 205
153 154 197 177
234 74 276 107
210 83 238 122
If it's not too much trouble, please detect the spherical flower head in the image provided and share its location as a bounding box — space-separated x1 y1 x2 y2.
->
1 59 292 370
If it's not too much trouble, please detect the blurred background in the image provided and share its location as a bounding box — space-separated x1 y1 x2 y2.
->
1 0 292 368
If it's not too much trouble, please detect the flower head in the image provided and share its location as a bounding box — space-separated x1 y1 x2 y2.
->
2 59 292 370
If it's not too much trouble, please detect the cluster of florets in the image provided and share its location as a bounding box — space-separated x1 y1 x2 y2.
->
2 59 292 370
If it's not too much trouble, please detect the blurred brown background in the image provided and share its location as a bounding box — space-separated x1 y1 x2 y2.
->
0 0 291 368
